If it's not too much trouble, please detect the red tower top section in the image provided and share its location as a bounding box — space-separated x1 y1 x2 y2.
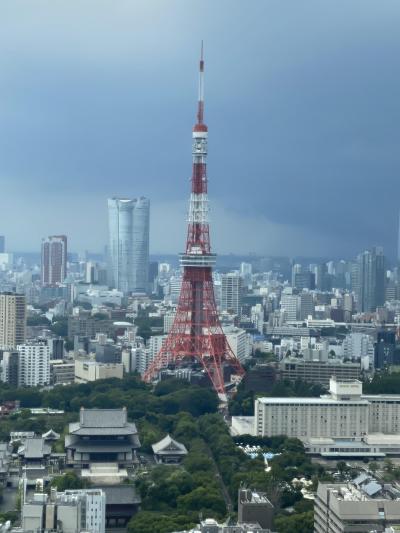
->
185 43 211 255
194 41 207 133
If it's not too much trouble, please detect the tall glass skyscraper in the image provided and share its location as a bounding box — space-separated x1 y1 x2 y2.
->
356 246 385 312
108 197 150 294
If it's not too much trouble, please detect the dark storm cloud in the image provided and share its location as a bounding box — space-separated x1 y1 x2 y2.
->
0 0 400 258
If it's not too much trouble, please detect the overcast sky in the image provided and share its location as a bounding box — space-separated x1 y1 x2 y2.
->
1 1 400 259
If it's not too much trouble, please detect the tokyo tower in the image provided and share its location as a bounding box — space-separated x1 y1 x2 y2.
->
144 45 245 396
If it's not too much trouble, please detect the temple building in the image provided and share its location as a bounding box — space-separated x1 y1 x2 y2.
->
65 408 140 468
152 434 188 464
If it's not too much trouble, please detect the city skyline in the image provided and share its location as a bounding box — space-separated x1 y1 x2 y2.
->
1 1 400 257
3 4 400 532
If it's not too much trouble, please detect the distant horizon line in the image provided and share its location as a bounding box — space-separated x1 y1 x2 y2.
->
4 250 399 264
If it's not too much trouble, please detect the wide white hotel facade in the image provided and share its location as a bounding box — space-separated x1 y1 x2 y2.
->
232 378 400 458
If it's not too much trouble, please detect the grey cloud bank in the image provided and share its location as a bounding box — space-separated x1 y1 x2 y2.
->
1 1 400 258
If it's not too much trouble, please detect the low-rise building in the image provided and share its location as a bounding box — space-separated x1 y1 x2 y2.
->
238 488 274 530
74 359 123 383
315 477 400 532
99 485 141 529
181 518 273 533
51 360 75 385
21 488 106 533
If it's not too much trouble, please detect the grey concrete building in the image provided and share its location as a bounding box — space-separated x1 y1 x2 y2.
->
315 476 400 532
238 488 274 530
278 356 361 387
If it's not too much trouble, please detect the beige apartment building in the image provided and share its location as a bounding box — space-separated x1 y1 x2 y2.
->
0 292 26 349
74 359 123 383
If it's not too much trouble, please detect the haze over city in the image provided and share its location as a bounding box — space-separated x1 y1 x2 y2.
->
2 1 400 257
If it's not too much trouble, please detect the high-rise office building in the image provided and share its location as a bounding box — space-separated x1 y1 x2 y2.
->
356 247 385 312
108 197 150 293
221 273 242 315
291 263 302 287
280 289 300 321
41 235 67 286
299 291 314 320
0 293 26 349
0 236 4 253
294 271 315 290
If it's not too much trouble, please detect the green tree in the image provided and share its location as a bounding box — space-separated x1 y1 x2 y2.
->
51 472 89 491
177 486 226 516
275 510 314 533
128 511 195 533
369 461 378 474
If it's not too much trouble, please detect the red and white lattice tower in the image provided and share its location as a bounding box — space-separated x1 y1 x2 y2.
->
144 45 245 396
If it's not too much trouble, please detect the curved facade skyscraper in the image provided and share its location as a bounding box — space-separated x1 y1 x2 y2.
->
108 197 150 294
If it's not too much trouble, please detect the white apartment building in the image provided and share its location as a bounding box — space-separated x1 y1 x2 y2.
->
148 334 167 366
343 332 374 367
224 326 251 363
17 343 50 387
221 273 242 315
134 347 152 376
254 378 400 442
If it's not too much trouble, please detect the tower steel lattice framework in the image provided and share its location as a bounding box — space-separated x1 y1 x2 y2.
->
144 46 245 395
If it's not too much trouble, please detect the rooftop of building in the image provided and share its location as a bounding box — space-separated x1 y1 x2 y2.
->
256 397 369 405
95 484 141 505
239 488 273 505
280 356 360 366
152 434 188 455
319 477 400 503
18 438 51 459
68 408 139 438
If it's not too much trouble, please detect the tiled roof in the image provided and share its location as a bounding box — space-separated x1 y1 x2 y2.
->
19 438 51 459
152 434 188 455
97 485 141 505
80 408 127 428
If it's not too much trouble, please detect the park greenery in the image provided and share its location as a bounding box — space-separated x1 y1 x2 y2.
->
5 369 400 532
229 378 326 416
134 306 163 340
364 370 400 394
0 375 325 532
